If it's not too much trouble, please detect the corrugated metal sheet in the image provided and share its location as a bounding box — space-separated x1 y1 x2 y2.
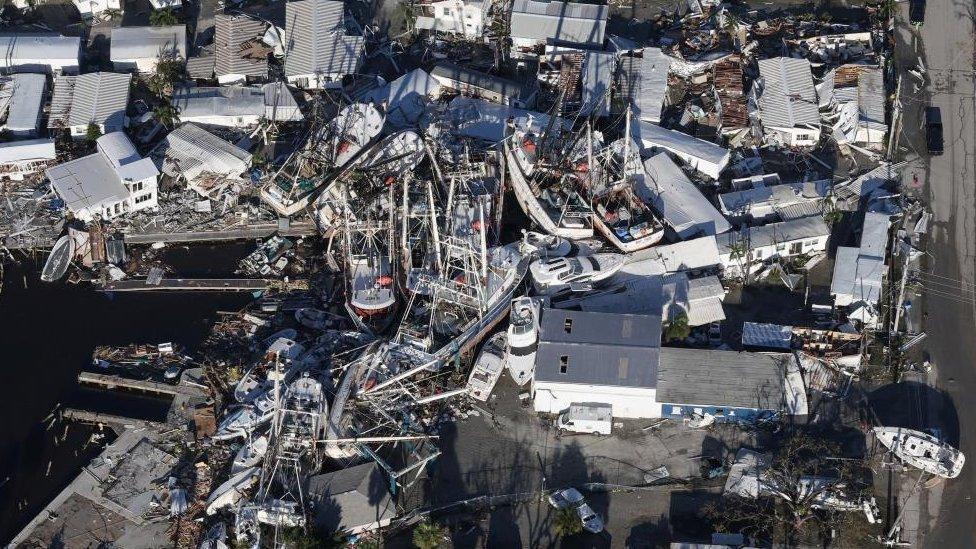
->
185 54 216 79
4 73 45 134
111 26 186 61
656 348 788 410
510 0 607 46
215 14 268 79
48 72 132 129
284 0 363 78
857 68 886 131
830 245 884 303
741 322 794 349
756 57 819 128
637 152 731 238
580 51 614 116
153 122 251 180
636 48 669 123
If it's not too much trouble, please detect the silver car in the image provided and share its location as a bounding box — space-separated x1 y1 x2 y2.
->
547 487 585 509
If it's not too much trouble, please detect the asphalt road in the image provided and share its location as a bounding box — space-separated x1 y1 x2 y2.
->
895 0 976 546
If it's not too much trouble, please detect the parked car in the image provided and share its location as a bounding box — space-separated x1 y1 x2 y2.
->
547 488 585 509
926 106 944 156
576 502 605 533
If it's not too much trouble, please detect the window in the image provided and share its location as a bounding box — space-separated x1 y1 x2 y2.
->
754 249 763 259
114 203 121 214
559 355 568 374
805 239 819 247
789 241 802 254
671 406 682 415
563 318 573 333
618 357 629 380
776 243 786 252
135 193 153 204
442 6 450 15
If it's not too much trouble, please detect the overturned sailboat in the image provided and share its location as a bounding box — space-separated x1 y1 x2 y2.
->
874 427 965 478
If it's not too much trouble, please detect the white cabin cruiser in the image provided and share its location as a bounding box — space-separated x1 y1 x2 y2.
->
232 435 269 474
506 296 540 386
467 333 507 401
529 253 626 294
523 231 573 258
874 427 965 478
214 406 274 441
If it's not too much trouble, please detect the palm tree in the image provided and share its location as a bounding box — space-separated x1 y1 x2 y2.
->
85 122 102 143
150 9 179 27
412 519 447 549
153 102 179 129
552 507 582 538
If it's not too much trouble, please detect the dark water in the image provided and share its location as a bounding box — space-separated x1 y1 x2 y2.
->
0 250 254 542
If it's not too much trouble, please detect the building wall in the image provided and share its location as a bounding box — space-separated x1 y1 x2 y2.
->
659 402 773 423
74 0 121 18
126 177 159 214
429 0 484 38
113 57 161 74
430 74 506 105
533 381 661 419
287 73 343 90
69 121 126 140
179 114 262 128
766 126 822 147
0 59 79 75
720 232 828 275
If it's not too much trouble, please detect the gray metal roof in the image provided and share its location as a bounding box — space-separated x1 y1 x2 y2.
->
185 54 216 79
638 152 731 238
830 246 884 303
857 68 886 131
153 122 251 180
306 463 394 533
656 348 788 410
0 137 55 163
215 13 268 78
756 57 820 128
47 152 129 213
634 120 731 167
430 62 533 102
284 0 363 78
581 51 614 116
510 0 608 46
171 84 303 121
3 73 45 134
48 72 132 129
0 33 80 64
859 211 890 259
716 216 829 255
535 309 660 388
635 48 670 123
741 322 794 349
111 26 186 61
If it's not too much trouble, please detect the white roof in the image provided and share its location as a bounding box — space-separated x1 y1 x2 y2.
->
153 122 251 180
756 57 820 128
49 72 132 129
0 138 56 163
111 26 186 61
635 48 670 123
634 120 731 175
628 234 720 273
859 211 891 259
638 152 731 238
171 84 303 122
0 34 80 63
831 246 884 304
857 68 886 132
3 73 45 133
510 0 607 46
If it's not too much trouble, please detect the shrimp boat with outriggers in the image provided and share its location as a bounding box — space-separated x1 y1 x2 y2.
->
339 187 398 332
504 114 594 239
261 102 385 216
874 426 966 478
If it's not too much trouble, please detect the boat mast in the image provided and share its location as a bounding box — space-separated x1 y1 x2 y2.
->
623 104 632 177
426 180 443 273
478 199 488 284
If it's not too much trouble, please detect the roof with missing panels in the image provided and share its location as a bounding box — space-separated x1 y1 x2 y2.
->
510 0 608 46
48 72 132 129
756 57 820 128
152 123 251 180
656 348 788 410
215 13 268 78
284 0 363 78
535 309 661 389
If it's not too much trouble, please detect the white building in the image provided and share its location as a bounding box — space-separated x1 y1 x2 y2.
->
284 0 364 90
47 132 159 221
753 57 822 147
716 216 831 276
0 34 81 74
151 122 252 196
415 0 485 40
638 152 731 239
0 73 46 137
634 120 731 180
74 0 120 19
831 211 890 325
0 138 57 181
171 83 304 128
48 72 132 138
150 0 181 9
533 309 663 419
509 0 608 56
111 26 186 74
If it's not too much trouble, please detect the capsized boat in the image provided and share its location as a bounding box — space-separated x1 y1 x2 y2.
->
214 406 274 441
205 466 259 515
529 253 626 294
467 332 507 401
874 427 965 478
506 296 540 386
232 435 269 474
40 234 74 283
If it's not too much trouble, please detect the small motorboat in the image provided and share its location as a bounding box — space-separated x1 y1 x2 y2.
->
529 253 626 294
295 308 342 331
40 234 75 283
214 406 274 441
231 435 269 474
234 368 267 404
205 466 260 515
466 333 507 402
506 296 540 386
874 427 965 478
523 231 572 258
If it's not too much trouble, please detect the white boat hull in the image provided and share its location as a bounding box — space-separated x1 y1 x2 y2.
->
874 427 965 478
592 215 664 253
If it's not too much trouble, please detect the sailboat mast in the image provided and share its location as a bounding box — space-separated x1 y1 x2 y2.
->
427 180 443 273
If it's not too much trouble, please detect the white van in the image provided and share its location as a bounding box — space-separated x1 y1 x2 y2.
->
556 403 613 435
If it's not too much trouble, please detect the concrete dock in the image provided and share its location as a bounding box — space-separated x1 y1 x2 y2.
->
99 278 270 292
78 371 204 398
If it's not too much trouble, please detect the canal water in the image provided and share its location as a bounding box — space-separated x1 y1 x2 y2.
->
0 244 255 542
